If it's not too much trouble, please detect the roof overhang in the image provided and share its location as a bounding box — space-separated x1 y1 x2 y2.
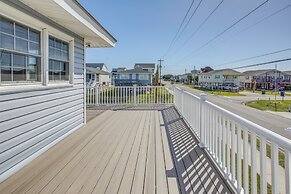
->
19 0 116 48
86 67 110 75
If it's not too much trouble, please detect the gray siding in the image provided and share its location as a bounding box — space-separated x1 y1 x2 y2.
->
0 3 85 177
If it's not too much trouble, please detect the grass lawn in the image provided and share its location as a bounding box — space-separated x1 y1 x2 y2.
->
185 85 246 96
245 100 291 112
210 91 246 96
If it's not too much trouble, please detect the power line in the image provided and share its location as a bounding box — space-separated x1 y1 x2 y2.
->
191 3 291 59
173 0 204 47
233 57 291 70
216 48 291 67
173 0 225 57
179 0 269 63
163 0 196 58
164 0 205 59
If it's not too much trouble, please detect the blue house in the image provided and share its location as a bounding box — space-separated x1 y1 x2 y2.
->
112 63 155 86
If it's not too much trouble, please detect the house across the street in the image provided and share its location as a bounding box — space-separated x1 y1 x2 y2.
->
244 69 290 90
0 0 116 181
198 68 244 89
112 63 155 86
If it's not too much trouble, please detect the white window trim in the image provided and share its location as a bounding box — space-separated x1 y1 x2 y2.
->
47 33 74 84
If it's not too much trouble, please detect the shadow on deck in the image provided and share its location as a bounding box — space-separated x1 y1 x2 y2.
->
161 107 234 194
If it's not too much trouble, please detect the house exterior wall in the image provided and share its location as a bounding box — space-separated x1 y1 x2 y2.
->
198 72 245 87
244 71 289 90
0 1 85 180
113 73 152 86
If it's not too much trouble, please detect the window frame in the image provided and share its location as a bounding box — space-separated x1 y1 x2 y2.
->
0 15 42 85
138 74 149 81
47 34 73 84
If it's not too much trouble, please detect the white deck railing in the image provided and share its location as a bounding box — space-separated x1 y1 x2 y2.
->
86 86 174 106
174 87 291 194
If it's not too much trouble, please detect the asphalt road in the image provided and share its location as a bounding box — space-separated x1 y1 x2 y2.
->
175 85 291 140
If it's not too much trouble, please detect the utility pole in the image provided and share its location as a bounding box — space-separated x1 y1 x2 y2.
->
193 65 196 86
275 64 277 111
158 59 164 85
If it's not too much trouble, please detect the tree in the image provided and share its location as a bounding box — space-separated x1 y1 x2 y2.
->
201 66 213 73
187 74 193 84
163 74 174 81
153 68 159 86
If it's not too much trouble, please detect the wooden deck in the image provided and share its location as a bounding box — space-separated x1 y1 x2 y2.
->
0 108 233 194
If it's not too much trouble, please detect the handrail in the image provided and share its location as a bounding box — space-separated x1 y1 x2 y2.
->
180 87 291 151
86 85 174 106
173 86 291 194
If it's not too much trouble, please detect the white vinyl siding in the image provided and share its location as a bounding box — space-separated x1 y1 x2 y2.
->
0 30 85 178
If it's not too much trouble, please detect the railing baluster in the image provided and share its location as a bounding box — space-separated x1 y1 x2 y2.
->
215 111 218 160
243 128 249 194
286 151 291 194
218 114 222 166
237 125 242 193
260 136 267 194
272 143 279 194
231 121 236 183
222 116 226 172
226 118 231 177
251 131 257 194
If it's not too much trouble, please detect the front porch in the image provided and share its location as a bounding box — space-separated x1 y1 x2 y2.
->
0 108 232 194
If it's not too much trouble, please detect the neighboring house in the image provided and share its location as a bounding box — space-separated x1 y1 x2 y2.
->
198 69 245 88
86 63 110 86
0 0 116 181
134 63 155 73
191 69 201 77
179 73 192 84
112 64 155 86
86 66 110 87
244 69 290 90
283 71 291 85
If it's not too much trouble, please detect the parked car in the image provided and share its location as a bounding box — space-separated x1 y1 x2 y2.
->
220 84 239 92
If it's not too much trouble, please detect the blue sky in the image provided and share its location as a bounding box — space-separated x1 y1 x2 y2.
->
79 0 291 74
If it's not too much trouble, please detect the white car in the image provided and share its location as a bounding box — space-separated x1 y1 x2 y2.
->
220 84 239 92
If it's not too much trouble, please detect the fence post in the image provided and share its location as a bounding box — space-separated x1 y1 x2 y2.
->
199 93 207 148
181 89 184 116
95 86 100 106
133 85 137 106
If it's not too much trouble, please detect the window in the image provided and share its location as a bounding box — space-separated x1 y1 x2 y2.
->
139 74 149 80
48 36 69 81
215 75 220 79
120 74 129 79
131 74 136 79
0 16 41 84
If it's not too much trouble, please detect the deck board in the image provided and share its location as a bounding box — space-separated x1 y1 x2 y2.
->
0 108 233 194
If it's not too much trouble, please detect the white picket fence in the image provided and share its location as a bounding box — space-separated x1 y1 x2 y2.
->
174 87 291 194
86 86 174 106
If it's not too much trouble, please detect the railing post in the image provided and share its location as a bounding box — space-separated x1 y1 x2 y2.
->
199 93 207 148
95 86 100 106
181 89 184 116
133 85 137 106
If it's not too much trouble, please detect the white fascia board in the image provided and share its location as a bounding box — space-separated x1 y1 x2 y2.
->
54 0 115 47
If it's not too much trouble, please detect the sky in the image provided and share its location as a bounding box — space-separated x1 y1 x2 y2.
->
78 0 291 75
